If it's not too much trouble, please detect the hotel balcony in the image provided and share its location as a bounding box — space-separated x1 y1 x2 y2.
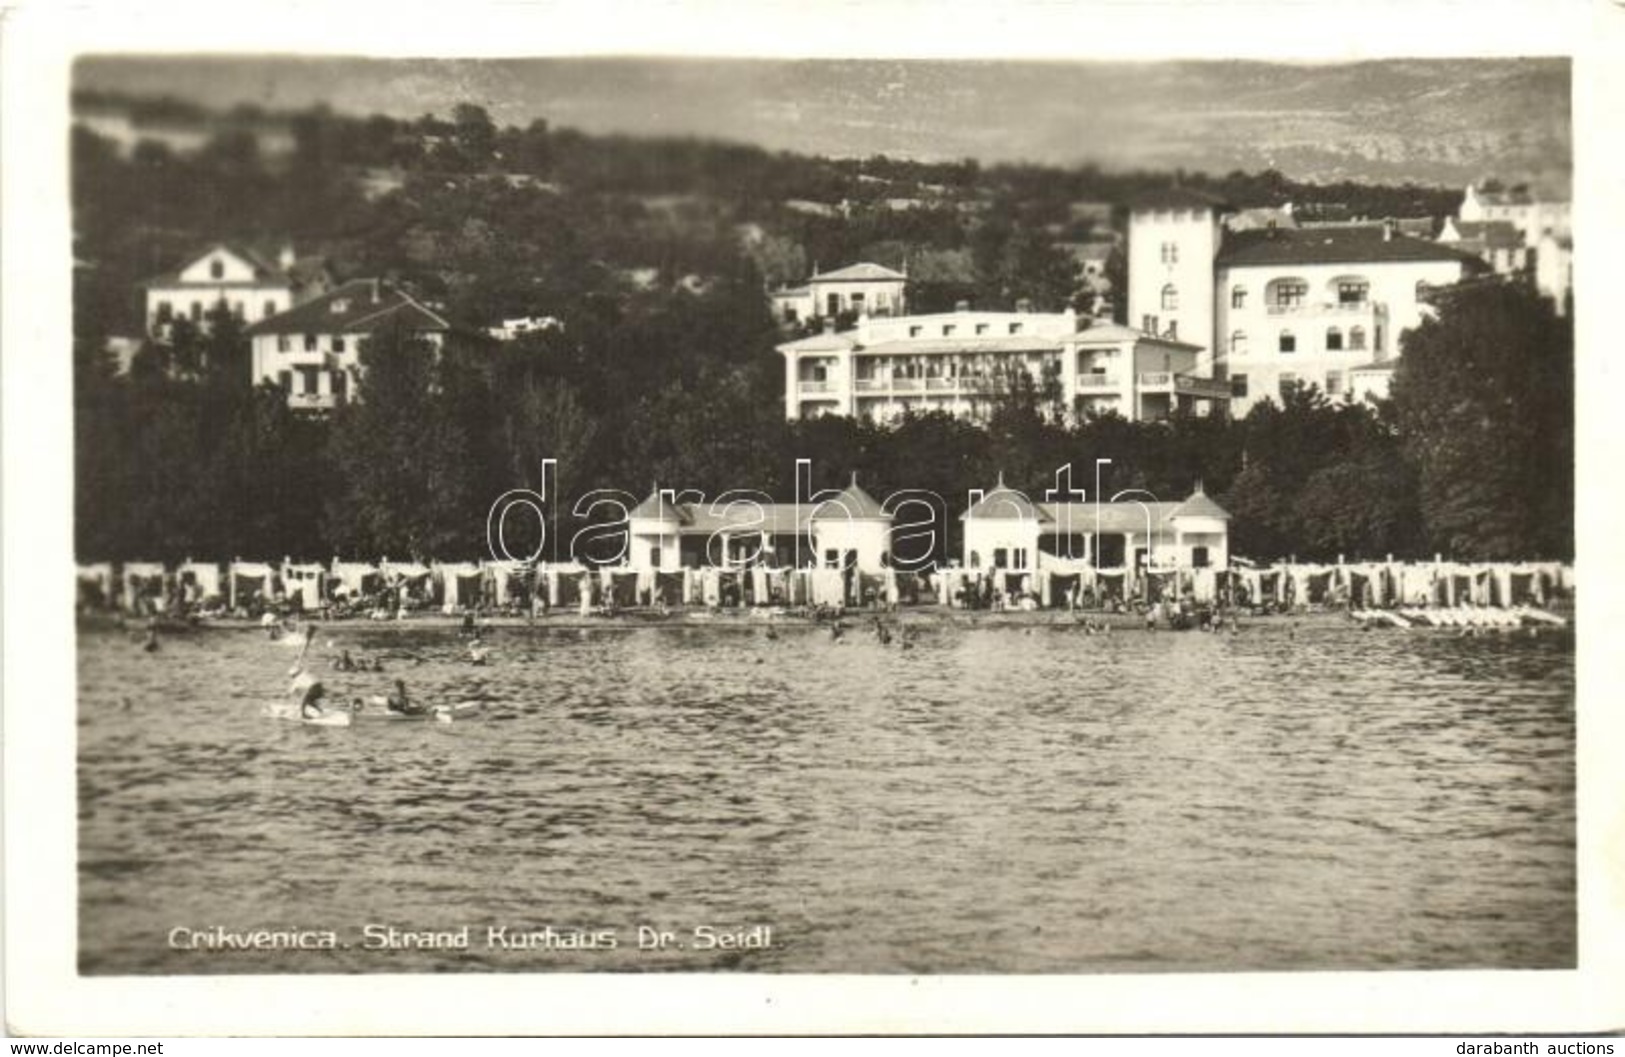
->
1138 372 1232 400
798 379 836 394
851 376 995 395
1076 374 1121 391
1264 301 1381 318
288 391 341 411
280 349 341 368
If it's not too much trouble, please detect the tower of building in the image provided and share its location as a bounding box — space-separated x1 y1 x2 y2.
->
1126 188 1230 375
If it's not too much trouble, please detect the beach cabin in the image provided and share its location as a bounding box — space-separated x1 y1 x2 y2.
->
281 560 326 612
76 562 115 610
960 479 1230 603
228 560 279 612
626 475 894 574
176 559 223 606
436 561 485 613
121 561 168 614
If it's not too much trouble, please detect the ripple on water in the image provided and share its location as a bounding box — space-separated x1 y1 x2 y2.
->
76 622 1575 974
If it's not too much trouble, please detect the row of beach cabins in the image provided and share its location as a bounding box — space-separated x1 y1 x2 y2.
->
78 556 1574 619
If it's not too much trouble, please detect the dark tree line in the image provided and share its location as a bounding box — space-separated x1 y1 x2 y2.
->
71 96 1564 567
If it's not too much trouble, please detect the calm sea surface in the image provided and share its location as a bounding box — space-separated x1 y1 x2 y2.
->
77 618 1576 974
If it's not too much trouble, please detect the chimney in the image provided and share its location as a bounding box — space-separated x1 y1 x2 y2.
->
954 299 970 312
1383 219 1396 242
278 243 296 271
370 278 380 303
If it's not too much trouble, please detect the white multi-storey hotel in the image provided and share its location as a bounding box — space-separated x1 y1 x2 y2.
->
1125 188 1486 414
775 307 1230 423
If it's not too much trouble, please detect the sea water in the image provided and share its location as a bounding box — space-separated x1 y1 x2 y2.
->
76 620 1576 973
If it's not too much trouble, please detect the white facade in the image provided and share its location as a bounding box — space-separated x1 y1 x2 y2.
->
626 480 894 573
770 262 908 325
1459 184 1571 243
961 483 1231 574
1216 254 1467 413
1126 200 1223 360
777 310 1228 424
246 280 449 412
144 245 294 338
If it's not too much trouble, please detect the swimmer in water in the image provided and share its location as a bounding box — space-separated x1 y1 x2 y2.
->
299 679 327 719
385 678 427 716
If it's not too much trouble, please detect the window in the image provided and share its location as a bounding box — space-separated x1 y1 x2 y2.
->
993 548 1009 569
299 367 320 395
1141 314 1159 335
1192 546 1210 568
156 301 173 322
1414 281 1430 303
304 334 318 352
263 300 277 319
331 370 349 402
1349 326 1367 351
1326 370 1344 396
909 325 922 337
276 335 290 353
1230 374 1248 398
332 337 346 353
1160 242 1179 265
783 305 799 323
1375 326 1384 353
1161 284 1179 311
827 293 840 316
1337 280 1369 304
1230 330 1248 356
851 292 865 308
1231 286 1248 309
1008 322 1022 335
975 323 990 335
942 325 956 337
1273 281 1308 308
824 549 839 567
1326 327 1343 351
209 259 224 280
1166 320 1178 340
811 364 827 382
1013 548 1029 571
1279 372 1297 400
1279 329 1296 353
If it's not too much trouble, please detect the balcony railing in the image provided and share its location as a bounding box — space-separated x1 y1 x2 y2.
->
798 380 834 393
1265 301 1378 316
891 377 922 392
852 378 885 391
1172 374 1234 398
1138 372 1172 387
1076 374 1120 390
288 391 339 410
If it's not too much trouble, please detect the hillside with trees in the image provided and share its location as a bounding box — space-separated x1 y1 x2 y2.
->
72 96 1568 567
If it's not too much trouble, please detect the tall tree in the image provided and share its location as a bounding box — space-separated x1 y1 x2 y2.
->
1390 283 1573 560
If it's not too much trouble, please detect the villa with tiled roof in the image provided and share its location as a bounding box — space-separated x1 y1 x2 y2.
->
769 260 908 325
1127 188 1491 416
244 278 449 412
140 242 330 340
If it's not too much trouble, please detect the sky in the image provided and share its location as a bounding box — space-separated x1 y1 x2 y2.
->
74 55 1572 187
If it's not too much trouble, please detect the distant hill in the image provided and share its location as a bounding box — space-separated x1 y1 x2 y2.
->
75 56 1570 190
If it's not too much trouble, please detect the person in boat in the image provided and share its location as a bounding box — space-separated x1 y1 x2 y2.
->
385 678 427 716
298 678 328 719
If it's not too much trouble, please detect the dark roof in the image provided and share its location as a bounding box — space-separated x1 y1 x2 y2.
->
139 242 290 289
1217 226 1483 268
812 262 906 283
629 489 690 525
244 279 449 337
812 474 889 521
1129 186 1233 213
963 476 1051 522
1170 489 1230 521
1443 220 1523 250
